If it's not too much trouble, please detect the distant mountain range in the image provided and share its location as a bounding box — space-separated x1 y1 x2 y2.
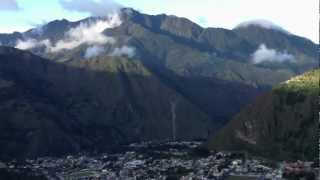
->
0 8 317 159
207 69 319 161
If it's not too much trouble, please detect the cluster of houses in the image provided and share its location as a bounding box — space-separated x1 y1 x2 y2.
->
0 141 317 179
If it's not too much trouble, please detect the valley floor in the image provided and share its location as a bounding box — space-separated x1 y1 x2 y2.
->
0 141 318 180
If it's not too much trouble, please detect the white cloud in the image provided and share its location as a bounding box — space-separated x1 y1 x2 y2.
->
59 0 122 16
84 45 105 58
252 44 294 64
14 13 135 59
49 13 121 52
0 0 20 11
15 13 122 53
111 46 135 58
15 38 51 50
235 19 289 34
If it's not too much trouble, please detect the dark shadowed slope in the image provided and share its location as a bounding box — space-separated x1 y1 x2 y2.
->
0 46 213 159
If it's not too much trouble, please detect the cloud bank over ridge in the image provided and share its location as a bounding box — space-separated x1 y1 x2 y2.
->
15 13 124 57
84 45 106 58
49 14 121 52
15 12 136 59
111 46 135 58
235 19 289 34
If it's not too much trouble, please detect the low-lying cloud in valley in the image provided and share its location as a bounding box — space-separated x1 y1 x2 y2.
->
84 45 106 58
252 44 295 64
15 38 51 50
111 46 135 58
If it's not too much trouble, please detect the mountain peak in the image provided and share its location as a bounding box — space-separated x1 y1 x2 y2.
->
46 18 70 27
235 19 289 34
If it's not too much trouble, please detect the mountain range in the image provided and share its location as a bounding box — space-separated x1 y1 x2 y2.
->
0 8 317 159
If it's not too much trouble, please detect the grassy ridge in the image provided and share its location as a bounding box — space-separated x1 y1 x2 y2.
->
275 69 319 95
207 69 319 160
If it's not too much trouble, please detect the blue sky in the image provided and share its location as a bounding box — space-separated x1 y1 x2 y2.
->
0 0 318 42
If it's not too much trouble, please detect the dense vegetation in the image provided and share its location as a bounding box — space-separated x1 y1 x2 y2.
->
207 69 319 160
0 47 211 159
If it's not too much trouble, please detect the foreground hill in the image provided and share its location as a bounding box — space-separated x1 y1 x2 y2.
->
207 69 319 160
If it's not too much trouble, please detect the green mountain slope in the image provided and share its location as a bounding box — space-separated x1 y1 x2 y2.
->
206 69 319 160
0 9 317 159
233 25 317 74
0 46 212 159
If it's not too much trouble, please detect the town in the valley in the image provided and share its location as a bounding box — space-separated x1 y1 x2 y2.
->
0 141 317 180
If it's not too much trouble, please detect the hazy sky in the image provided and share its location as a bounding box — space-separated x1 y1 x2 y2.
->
0 0 318 42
